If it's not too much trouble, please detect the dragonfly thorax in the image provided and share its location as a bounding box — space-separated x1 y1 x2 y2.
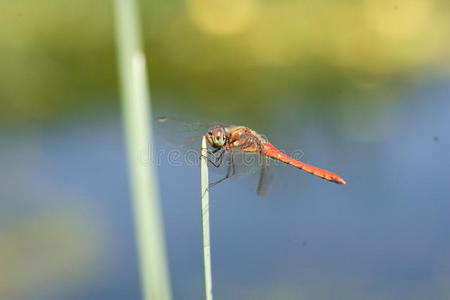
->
206 126 227 148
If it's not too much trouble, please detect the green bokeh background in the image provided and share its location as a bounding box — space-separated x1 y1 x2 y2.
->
2 0 449 127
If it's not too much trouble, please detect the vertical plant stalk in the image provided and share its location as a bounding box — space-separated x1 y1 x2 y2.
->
200 136 213 300
113 0 172 299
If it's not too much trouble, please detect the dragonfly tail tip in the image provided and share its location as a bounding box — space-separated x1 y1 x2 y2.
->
338 178 347 184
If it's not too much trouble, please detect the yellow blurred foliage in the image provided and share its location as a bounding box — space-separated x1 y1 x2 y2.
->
188 0 258 35
0 0 449 125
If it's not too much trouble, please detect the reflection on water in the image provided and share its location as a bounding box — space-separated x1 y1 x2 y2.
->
0 81 449 299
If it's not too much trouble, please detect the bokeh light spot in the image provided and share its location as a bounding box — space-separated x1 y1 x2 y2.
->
188 0 258 35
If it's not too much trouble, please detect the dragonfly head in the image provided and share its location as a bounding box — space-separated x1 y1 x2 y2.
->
206 126 226 148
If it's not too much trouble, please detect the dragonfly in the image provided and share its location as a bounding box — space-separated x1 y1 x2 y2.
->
158 117 346 195
204 125 346 194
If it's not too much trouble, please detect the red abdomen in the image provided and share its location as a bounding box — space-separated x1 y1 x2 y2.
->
263 143 346 184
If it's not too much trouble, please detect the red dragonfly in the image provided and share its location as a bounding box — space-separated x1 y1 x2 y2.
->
157 118 346 195
204 125 346 194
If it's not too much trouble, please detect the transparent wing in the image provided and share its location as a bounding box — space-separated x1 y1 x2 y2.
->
208 150 273 196
256 156 273 196
155 116 207 149
155 116 229 151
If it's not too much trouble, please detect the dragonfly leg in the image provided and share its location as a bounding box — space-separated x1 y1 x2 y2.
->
211 149 226 167
201 160 231 198
208 154 235 189
199 146 221 160
201 148 226 168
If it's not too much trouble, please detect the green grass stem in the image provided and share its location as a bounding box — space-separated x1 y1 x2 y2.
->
113 0 172 299
200 136 213 300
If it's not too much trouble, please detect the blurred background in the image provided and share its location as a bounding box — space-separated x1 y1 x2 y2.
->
1 0 450 299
